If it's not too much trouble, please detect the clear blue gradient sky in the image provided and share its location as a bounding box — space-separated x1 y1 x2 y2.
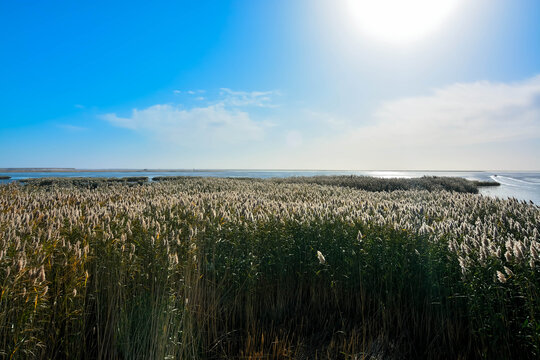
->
1 0 539 170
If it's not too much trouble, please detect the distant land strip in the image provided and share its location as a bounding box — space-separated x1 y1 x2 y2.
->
0 168 227 173
0 168 517 173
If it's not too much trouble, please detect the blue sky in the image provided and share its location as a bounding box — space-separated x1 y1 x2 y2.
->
1 0 539 170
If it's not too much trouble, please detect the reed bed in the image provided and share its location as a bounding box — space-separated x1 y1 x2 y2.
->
269 175 482 193
471 180 501 187
19 176 148 188
0 178 538 359
154 175 485 194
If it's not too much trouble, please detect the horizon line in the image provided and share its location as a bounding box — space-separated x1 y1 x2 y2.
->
1 168 540 173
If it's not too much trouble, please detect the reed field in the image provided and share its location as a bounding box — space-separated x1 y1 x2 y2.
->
0 177 538 359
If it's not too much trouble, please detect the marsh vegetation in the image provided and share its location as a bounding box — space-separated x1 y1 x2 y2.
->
0 177 537 359
155 175 498 194
270 175 488 193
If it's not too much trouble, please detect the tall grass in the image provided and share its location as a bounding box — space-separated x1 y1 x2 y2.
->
154 175 485 194
0 178 538 359
270 175 482 193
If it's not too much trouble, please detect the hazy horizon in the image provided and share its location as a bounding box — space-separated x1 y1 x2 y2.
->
3 167 540 172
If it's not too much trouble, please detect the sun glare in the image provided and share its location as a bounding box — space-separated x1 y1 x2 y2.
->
346 0 462 45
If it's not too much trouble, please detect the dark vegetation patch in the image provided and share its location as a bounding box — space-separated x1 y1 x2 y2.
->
19 176 149 188
472 180 501 187
155 175 482 193
272 175 480 193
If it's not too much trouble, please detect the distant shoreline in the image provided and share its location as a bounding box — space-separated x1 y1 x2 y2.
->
1 168 538 173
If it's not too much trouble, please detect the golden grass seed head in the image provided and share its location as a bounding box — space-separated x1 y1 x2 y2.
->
317 250 326 265
496 271 507 283
504 266 514 277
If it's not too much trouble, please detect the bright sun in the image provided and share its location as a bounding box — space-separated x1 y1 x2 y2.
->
346 0 462 45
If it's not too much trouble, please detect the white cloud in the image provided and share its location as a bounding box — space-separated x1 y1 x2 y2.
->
102 104 266 146
102 78 540 170
266 75 540 170
174 89 205 95
103 88 280 151
363 75 540 146
219 88 280 107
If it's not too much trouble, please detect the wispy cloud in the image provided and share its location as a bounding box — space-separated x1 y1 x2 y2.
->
102 104 266 146
263 75 540 170
219 88 280 107
104 88 279 148
173 89 206 95
363 75 540 146
103 78 540 169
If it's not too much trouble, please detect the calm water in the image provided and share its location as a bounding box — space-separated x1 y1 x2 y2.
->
1 170 539 205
